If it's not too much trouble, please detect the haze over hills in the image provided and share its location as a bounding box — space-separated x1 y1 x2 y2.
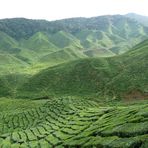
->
126 13 148 27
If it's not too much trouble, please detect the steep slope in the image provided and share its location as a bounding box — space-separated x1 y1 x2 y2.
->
0 97 147 147
20 32 60 53
48 31 83 49
0 78 10 97
19 40 148 99
0 18 51 40
0 15 148 55
18 58 115 98
105 39 148 98
126 13 148 27
0 74 29 97
39 47 86 64
0 54 28 74
84 48 115 57
52 15 148 54
0 31 18 53
0 31 85 74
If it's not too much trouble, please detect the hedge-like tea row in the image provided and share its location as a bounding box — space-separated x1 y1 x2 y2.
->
0 97 147 147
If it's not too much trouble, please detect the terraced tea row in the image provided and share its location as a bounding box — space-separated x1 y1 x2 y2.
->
0 98 147 147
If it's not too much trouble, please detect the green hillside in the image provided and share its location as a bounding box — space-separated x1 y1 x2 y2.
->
39 48 86 64
0 14 148 148
0 74 29 97
19 39 148 99
105 41 148 98
20 32 60 53
0 78 10 97
0 31 18 53
0 16 147 98
84 48 115 57
126 13 148 27
48 31 83 49
0 15 148 56
0 54 28 74
0 15 148 74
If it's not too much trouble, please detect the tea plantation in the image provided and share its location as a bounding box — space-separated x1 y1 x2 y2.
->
0 97 147 147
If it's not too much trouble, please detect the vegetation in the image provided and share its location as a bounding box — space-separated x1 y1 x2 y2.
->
19 39 148 99
0 14 148 147
0 14 148 69
126 13 148 27
0 97 147 147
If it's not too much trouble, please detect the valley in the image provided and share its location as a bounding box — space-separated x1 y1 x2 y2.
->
0 13 147 147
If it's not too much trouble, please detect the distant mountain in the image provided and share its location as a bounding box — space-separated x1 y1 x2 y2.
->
18 39 148 99
0 14 148 74
126 13 148 27
0 15 148 56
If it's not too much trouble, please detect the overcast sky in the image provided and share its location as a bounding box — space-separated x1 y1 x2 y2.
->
0 0 147 21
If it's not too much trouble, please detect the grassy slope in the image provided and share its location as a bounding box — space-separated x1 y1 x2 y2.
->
0 15 148 75
105 40 148 97
0 78 10 97
0 31 86 74
19 58 113 97
84 48 115 57
73 16 148 54
1 15 148 56
0 31 18 52
0 54 28 74
48 31 83 49
19 40 148 99
20 32 60 53
126 13 148 27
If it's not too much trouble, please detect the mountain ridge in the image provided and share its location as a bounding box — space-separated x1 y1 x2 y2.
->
0 14 148 73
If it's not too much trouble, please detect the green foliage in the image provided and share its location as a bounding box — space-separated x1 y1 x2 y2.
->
0 15 148 57
126 13 148 27
0 97 147 147
19 39 148 99
0 14 148 148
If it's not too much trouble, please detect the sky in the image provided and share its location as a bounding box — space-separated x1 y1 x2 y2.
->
0 0 147 21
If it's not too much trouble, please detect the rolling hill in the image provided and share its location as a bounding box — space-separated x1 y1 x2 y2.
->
0 14 148 58
0 97 147 147
0 14 148 147
18 39 148 99
0 14 148 98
